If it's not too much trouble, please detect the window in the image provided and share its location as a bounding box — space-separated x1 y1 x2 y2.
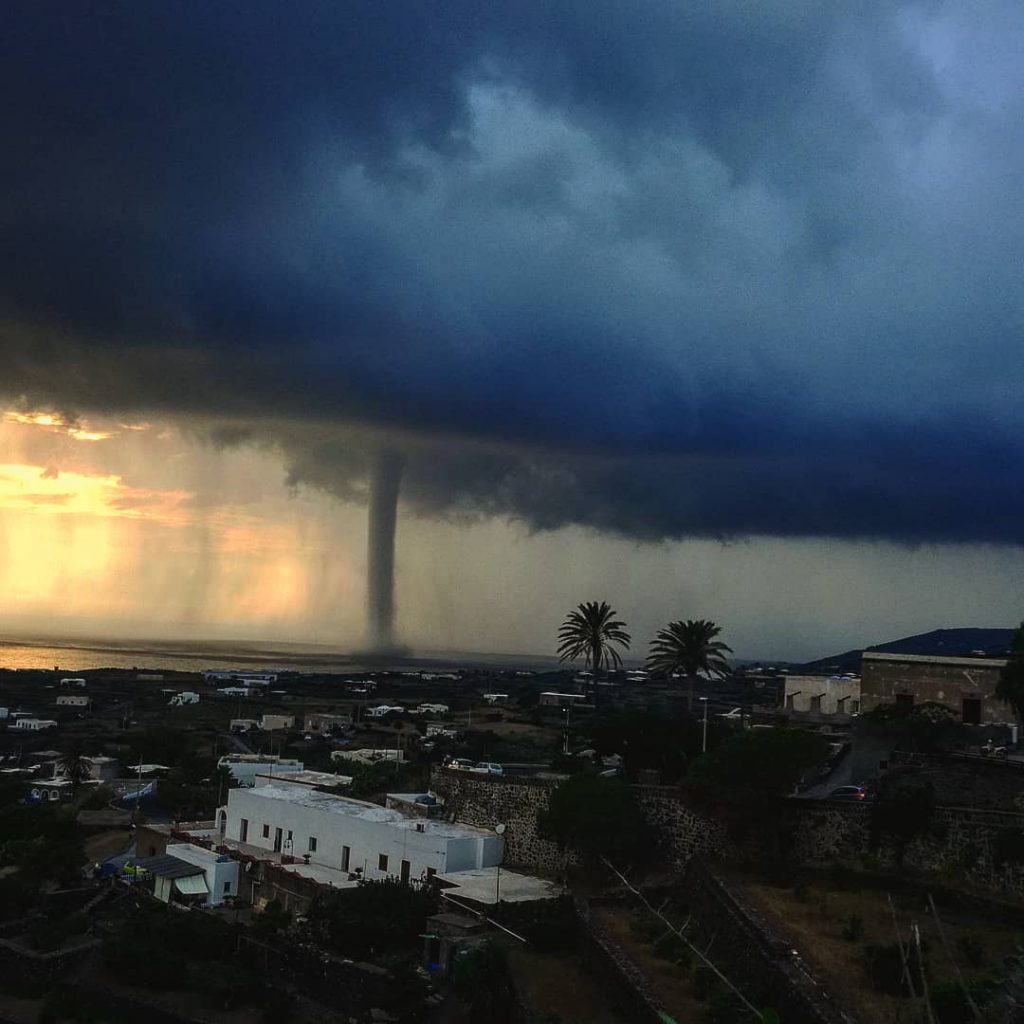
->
286 830 293 841
341 845 351 872
308 836 318 853
239 818 249 843
400 859 411 884
223 880 232 893
378 854 389 872
850 700 860 714
262 823 270 839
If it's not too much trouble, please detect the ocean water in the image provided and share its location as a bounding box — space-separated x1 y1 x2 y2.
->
0 634 563 675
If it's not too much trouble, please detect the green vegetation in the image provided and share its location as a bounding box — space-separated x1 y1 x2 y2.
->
688 727 828 799
646 619 732 712
305 877 438 958
538 773 650 864
996 621 1024 735
590 708 719 782
866 700 966 753
451 941 519 1023
869 775 936 864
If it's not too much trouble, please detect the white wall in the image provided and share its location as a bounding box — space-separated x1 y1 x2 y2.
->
166 843 239 907
223 760 304 787
222 787 501 881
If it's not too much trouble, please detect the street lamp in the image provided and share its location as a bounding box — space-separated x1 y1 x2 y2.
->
699 697 709 754
494 823 506 905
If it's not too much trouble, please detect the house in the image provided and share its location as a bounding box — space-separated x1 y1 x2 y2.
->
59 677 87 688
230 718 260 732
481 694 509 705
539 692 587 708
217 778 502 883
259 714 294 731
14 718 58 731
332 748 404 766
304 712 353 733
167 692 200 707
217 754 304 788
860 652 1010 725
781 675 860 715
56 694 91 708
134 843 239 908
85 756 121 782
364 705 405 719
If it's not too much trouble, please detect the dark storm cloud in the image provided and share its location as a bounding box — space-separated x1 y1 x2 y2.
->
1 1 1023 543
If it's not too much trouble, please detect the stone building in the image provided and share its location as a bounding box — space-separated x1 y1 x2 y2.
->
860 651 1010 725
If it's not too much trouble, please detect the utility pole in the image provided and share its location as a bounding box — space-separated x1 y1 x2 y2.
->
699 697 709 754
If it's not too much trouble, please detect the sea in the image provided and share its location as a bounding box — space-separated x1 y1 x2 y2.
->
0 634 565 675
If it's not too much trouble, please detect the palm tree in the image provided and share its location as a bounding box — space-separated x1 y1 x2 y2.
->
647 619 732 712
558 601 631 702
56 745 92 794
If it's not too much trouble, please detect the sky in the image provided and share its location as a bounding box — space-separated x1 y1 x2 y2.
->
0 2 1022 661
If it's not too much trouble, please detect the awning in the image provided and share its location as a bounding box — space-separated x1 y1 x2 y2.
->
173 874 209 896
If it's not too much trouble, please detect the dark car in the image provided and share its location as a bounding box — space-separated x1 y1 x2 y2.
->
827 784 874 803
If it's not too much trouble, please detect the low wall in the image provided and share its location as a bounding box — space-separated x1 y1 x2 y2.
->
684 859 861 1024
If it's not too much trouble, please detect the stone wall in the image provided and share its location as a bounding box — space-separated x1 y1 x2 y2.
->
788 800 1024 900
633 785 727 868
432 768 1024 902
431 768 567 872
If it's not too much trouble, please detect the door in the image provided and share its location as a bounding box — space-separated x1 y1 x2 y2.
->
239 818 248 843
273 827 283 853
400 859 411 884
341 845 351 872
962 697 981 725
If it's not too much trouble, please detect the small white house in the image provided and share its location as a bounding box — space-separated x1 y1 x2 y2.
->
218 754 304 788
481 694 509 705
364 705 405 719
259 714 294 731
168 692 200 707
219 782 501 882
59 678 87 688
14 718 58 731
140 843 239 907
56 694 90 708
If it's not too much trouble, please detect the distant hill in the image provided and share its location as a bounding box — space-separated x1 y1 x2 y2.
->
797 627 1015 676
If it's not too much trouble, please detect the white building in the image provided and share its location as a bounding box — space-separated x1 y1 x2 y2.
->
481 694 509 705
59 678 87 687
218 780 502 883
217 754 304 788
56 694 90 707
782 675 861 715
14 718 58 731
141 843 239 908
259 714 294 731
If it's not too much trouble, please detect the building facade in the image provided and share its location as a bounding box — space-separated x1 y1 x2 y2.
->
217 754 304 788
860 652 1010 725
782 675 860 715
218 779 502 883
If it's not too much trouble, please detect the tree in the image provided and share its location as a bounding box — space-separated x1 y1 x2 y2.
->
56 745 92 794
305 878 438 958
589 709 717 782
646 619 732 712
538 773 649 865
557 601 631 703
689 728 828 800
996 621 1024 743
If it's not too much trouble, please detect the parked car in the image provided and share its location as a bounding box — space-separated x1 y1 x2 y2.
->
827 784 874 803
449 758 476 771
471 762 504 775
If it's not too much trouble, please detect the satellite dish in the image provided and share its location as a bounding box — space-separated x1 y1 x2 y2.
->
495 823 506 835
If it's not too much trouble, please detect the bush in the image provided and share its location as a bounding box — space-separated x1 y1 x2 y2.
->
956 934 985 969
840 915 864 942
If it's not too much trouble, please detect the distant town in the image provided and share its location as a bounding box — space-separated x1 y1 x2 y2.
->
2 619 1023 1023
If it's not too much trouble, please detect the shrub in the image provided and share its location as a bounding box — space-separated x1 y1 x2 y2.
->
840 915 864 942
955 934 985 969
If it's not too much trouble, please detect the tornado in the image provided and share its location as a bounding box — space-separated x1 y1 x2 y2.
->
366 448 404 651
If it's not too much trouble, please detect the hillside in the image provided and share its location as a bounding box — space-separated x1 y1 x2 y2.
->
798 627 1015 675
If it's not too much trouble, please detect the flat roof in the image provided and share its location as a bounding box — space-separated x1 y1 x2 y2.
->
256 770 353 788
237 784 496 841
134 853 204 879
862 652 1007 668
